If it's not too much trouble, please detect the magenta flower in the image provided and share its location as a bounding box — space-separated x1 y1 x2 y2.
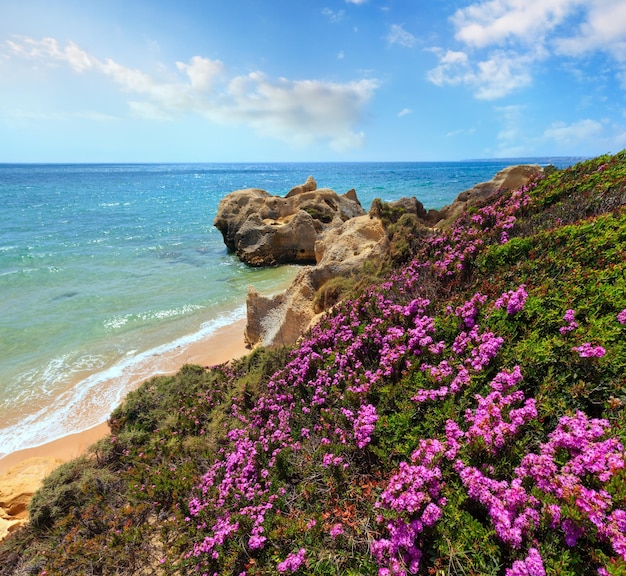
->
495 285 528 316
354 403 378 449
505 547 545 576
277 548 306 573
329 523 344 538
572 342 606 358
559 309 578 334
618 308 626 324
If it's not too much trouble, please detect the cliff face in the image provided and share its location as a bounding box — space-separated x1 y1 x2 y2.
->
0 458 62 542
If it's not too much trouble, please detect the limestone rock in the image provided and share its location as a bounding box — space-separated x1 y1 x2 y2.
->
214 177 365 266
286 175 317 197
235 210 320 266
426 164 542 228
245 216 388 348
213 188 271 253
242 164 540 348
315 214 388 266
387 197 428 220
0 457 63 542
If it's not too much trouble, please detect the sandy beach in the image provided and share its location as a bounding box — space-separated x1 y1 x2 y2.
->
0 317 250 540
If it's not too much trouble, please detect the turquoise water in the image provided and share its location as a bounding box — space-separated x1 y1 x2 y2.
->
0 159 578 456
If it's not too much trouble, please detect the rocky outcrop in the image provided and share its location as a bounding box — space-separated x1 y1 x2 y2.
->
214 177 365 266
0 457 62 542
244 216 388 348
240 165 541 348
425 164 542 228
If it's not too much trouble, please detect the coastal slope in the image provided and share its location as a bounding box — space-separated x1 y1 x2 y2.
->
1 153 625 576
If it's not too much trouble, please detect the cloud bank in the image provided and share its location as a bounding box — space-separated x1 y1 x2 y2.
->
5 36 379 151
428 0 626 99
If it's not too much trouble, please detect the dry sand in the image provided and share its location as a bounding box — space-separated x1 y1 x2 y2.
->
0 317 250 540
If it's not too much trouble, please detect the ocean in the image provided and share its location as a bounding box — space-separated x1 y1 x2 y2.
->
0 159 578 457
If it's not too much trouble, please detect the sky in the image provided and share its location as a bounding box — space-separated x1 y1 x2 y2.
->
2 0 626 162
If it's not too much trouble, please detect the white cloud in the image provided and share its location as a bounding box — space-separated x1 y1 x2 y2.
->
428 0 626 99
397 108 412 117
176 56 224 90
451 0 575 48
5 36 379 151
427 50 471 87
446 127 476 137
541 117 626 152
387 24 417 48
427 49 532 100
555 1 626 60
6 35 97 72
543 118 604 145
345 0 367 4
322 8 345 23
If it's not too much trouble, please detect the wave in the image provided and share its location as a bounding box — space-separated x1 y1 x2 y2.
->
103 303 206 332
0 305 246 459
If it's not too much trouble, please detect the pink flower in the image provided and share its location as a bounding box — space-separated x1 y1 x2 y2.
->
505 547 545 576
572 342 606 358
618 309 626 324
495 285 528 316
330 523 344 538
559 309 578 334
277 548 306 573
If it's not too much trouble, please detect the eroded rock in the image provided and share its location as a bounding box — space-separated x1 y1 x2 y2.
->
0 457 62 542
244 216 388 348
240 165 541 348
214 177 365 266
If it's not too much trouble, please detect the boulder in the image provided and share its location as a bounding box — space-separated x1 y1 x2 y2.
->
387 197 429 220
286 175 317 197
214 177 365 266
235 210 320 266
244 216 388 348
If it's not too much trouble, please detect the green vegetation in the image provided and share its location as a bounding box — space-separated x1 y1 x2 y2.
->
1 152 625 575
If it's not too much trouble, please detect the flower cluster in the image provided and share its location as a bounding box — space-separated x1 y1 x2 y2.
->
329 523 344 538
464 366 537 455
559 309 578 334
619 308 626 324
495 284 528 316
277 548 306 573
425 183 534 275
373 440 447 575
353 403 378 449
459 411 626 561
505 547 545 576
572 342 606 358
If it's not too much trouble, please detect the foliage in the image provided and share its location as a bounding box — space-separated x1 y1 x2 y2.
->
1 153 626 576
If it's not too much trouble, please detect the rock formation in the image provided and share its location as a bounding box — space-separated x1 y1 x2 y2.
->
244 215 388 348
424 164 542 228
0 457 62 542
214 176 365 266
227 165 542 349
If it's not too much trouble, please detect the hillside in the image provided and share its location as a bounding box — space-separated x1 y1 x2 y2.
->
1 153 625 576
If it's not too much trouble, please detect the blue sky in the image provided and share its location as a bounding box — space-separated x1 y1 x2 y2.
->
2 0 626 162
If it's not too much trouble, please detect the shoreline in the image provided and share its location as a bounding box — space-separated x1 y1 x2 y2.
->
0 317 250 477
